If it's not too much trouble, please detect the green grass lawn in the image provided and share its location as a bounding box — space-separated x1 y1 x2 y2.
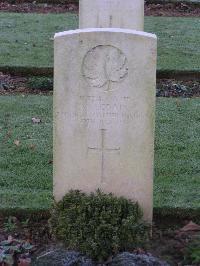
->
154 98 200 216
0 13 200 72
0 95 199 216
0 95 53 211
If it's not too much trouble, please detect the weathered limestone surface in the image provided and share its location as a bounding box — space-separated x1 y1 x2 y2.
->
54 28 157 221
79 0 144 31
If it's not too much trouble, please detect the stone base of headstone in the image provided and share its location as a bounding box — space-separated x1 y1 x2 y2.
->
108 252 170 266
32 250 94 266
32 250 170 266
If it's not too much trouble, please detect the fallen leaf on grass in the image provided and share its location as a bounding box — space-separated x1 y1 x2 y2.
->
29 144 36 150
180 221 200 232
31 117 41 124
3 129 12 143
14 140 20 146
176 99 181 108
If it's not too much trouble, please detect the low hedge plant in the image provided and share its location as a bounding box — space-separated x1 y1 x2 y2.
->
50 190 149 262
27 76 53 91
183 235 200 265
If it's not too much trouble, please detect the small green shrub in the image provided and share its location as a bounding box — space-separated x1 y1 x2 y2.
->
50 190 149 262
4 217 17 232
184 235 200 265
27 77 53 91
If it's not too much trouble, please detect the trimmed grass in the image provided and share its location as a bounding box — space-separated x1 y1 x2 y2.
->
0 95 199 216
0 95 53 210
0 13 78 68
154 98 200 216
0 13 200 71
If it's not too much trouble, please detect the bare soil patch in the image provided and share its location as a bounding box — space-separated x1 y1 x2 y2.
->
157 79 200 97
146 2 200 16
0 72 53 95
1 73 200 97
0 1 200 16
0 1 78 13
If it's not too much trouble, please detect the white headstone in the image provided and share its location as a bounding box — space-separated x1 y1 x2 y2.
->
79 0 144 31
54 28 157 221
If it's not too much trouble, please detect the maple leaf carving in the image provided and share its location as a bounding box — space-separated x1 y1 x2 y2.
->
82 45 128 91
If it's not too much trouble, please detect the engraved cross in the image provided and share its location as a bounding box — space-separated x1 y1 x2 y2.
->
88 129 120 183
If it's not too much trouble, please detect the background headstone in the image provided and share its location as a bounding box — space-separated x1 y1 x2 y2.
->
79 0 144 31
54 28 157 221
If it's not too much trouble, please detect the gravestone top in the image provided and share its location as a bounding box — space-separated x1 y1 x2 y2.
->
79 0 144 31
55 28 155 39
